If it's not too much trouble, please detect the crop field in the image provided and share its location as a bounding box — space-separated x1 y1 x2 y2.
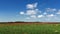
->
0 23 60 34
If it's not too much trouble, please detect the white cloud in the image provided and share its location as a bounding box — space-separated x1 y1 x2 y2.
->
38 15 44 18
35 9 41 13
58 9 60 11
47 14 54 17
34 2 38 8
30 15 36 18
35 9 39 11
52 9 56 11
56 12 60 14
20 12 24 15
26 3 38 9
26 10 37 15
26 8 41 15
27 4 34 9
46 8 57 12
43 12 47 15
56 9 60 14
19 2 59 22
25 17 30 19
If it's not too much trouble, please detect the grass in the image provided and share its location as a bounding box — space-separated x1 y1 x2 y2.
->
0 23 60 34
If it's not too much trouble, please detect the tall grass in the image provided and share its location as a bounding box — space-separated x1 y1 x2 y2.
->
0 23 60 34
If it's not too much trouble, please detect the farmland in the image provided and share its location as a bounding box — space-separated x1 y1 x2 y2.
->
0 23 60 34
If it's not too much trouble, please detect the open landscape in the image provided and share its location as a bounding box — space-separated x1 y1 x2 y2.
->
0 0 60 34
0 22 60 34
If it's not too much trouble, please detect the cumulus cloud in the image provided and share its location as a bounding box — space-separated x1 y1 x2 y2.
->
47 14 54 17
26 10 37 15
52 9 57 11
35 9 41 13
34 2 38 8
20 2 40 16
25 17 31 19
27 4 34 9
56 9 60 14
56 12 60 14
19 2 60 21
43 12 47 15
26 3 38 9
37 15 44 18
46 8 57 12
20 2 41 19
35 9 39 11
30 15 36 18
26 9 41 16
20 12 24 15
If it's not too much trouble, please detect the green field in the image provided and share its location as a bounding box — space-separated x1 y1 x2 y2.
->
0 23 60 34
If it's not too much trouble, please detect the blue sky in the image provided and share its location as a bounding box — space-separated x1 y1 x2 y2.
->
0 0 60 22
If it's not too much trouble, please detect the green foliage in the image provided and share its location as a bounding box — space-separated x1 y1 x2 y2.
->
0 24 60 34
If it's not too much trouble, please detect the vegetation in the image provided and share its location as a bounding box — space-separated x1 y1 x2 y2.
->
0 23 60 34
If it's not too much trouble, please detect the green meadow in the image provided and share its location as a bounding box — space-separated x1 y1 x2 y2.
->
0 23 60 34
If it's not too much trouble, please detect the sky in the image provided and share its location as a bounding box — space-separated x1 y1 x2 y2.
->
0 0 60 22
